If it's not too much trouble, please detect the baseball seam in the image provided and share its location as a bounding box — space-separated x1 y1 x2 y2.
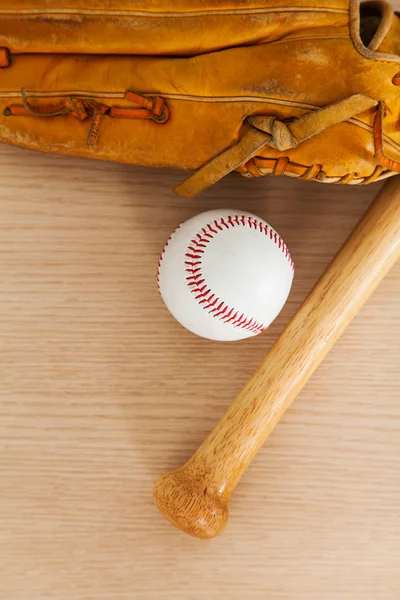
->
158 215 294 335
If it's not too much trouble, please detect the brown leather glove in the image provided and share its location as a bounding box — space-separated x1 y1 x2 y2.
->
0 0 399 196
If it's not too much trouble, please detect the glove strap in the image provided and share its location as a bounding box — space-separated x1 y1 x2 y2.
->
174 128 271 198
175 94 380 198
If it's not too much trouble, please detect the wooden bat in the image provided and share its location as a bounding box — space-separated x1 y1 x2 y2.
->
154 176 400 539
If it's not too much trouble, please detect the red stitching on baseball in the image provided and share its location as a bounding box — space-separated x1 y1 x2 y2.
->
158 215 294 334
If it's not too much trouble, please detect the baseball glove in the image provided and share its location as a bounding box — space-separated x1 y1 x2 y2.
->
0 0 399 196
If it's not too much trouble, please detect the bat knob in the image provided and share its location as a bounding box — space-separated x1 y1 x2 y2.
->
153 468 229 539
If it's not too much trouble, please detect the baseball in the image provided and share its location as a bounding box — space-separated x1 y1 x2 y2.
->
157 210 294 341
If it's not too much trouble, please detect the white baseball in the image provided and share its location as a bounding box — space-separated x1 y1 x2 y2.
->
157 210 294 342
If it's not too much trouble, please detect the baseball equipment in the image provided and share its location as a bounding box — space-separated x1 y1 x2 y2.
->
158 210 294 342
154 176 400 538
0 1 400 196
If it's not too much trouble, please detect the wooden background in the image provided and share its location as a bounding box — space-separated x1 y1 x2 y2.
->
0 135 399 600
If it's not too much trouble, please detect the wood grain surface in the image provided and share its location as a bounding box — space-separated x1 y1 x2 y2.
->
0 138 399 598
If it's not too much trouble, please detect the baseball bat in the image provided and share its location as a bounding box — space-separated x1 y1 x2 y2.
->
154 176 400 539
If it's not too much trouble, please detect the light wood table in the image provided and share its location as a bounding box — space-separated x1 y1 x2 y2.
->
0 141 399 599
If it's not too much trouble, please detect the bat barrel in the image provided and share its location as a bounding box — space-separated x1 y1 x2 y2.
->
154 176 400 538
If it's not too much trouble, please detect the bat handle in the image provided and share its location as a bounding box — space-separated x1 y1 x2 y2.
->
154 176 400 539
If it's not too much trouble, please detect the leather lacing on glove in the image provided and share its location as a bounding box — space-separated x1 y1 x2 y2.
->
3 88 169 146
